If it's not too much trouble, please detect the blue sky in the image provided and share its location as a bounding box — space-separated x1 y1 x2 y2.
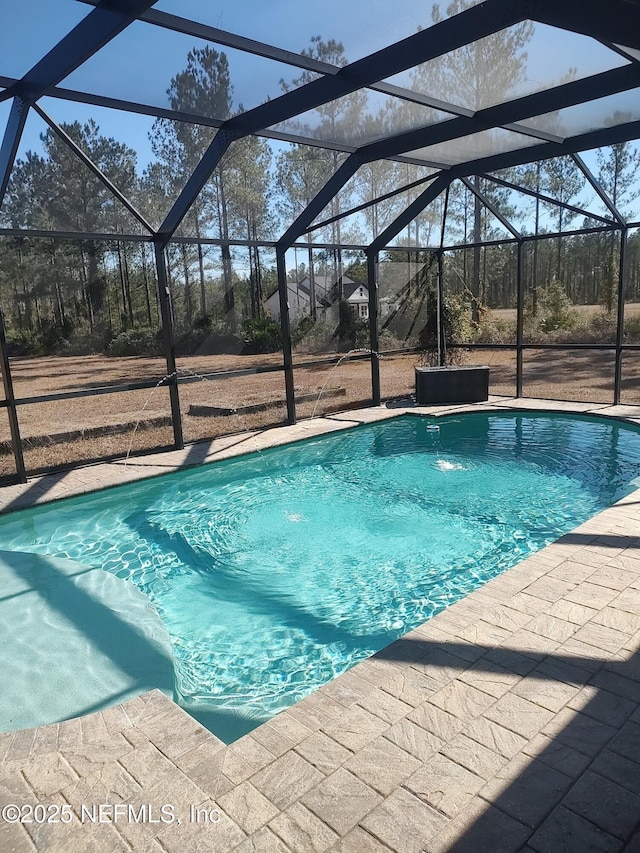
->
1 0 638 216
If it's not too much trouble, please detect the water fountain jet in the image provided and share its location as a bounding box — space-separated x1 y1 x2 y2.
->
311 348 383 420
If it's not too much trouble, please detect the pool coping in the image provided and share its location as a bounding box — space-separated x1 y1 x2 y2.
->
2 396 640 852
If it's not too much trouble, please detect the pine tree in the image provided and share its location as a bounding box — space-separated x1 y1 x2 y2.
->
596 141 640 312
413 1 533 318
150 46 233 321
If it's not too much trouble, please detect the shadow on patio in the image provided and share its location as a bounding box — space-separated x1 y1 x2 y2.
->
373 627 640 852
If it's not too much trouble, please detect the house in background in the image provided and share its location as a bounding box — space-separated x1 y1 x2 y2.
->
265 274 369 322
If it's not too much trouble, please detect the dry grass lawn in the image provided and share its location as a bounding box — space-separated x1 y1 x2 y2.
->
0 343 637 476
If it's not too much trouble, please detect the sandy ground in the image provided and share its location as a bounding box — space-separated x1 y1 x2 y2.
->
0 344 637 476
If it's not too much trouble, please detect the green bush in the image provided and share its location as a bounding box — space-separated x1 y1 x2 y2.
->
5 329 39 356
336 301 368 352
241 316 282 353
290 315 316 347
174 326 212 356
293 316 338 354
106 327 162 357
39 319 73 354
625 313 640 344
472 314 516 344
378 328 408 351
192 314 213 330
174 315 243 355
418 288 471 352
582 312 616 344
6 319 74 356
537 280 575 332
65 322 112 355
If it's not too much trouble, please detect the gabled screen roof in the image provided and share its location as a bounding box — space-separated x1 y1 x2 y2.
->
1 0 640 246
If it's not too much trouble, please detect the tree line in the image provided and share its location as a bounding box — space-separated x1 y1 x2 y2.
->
1 2 640 357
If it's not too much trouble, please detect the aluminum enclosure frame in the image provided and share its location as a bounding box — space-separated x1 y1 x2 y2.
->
0 0 639 479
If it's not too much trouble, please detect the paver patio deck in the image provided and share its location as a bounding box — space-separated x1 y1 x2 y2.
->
1 398 640 852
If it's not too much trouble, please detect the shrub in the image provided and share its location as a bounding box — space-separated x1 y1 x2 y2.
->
39 320 72 354
192 313 213 330
625 314 640 344
174 315 244 356
472 313 516 344
336 301 368 352
583 312 616 344
378 329 408 351
66 322 112 355
106 327 162 357
418 289 471 352
290 315 316 347
241 316 282 353
537 280 575 332
5 329 39 356
293 316 339 354
174 326 213 356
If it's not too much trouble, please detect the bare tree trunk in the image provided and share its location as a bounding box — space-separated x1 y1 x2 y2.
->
17 242 30 330
140 244 153 326
180 244 193 327
109 250 123 326
247 215 257 319
79 245 94 332
194 211 207 316
532 162 541 315
165 249 176 327
472 177 481 323
306 238 316 320
123 242 134 326
103 257 114 332
252 222 263 312
214 172 235 325
51 244 66 328
555 206 565 282
116 242 129 327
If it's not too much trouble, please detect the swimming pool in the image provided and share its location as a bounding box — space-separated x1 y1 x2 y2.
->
1 411 640 742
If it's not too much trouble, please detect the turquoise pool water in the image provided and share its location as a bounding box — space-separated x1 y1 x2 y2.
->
1 412 640 741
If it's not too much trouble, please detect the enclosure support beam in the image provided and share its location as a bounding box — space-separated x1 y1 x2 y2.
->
227 0 524 137
370 174 453 254
158 0 522 248
367 250 381 405
481 172 613 226
614 227 628 405
273 156 366 424
157 131 239 246
360 63 640 165
276 246 297 424
0 98 28 209
278 157 363 249
4 1 158 102
437 251 445 367
571 154 626 226
460 177 521 240
34 104 155 234
533 0 640 52
451 120 640 186
304 172 440 237
516 240 525 398
0 310 26 483
153 242 183 450
438 186 449 367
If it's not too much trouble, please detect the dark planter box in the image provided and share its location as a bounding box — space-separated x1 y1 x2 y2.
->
415 365 489 404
